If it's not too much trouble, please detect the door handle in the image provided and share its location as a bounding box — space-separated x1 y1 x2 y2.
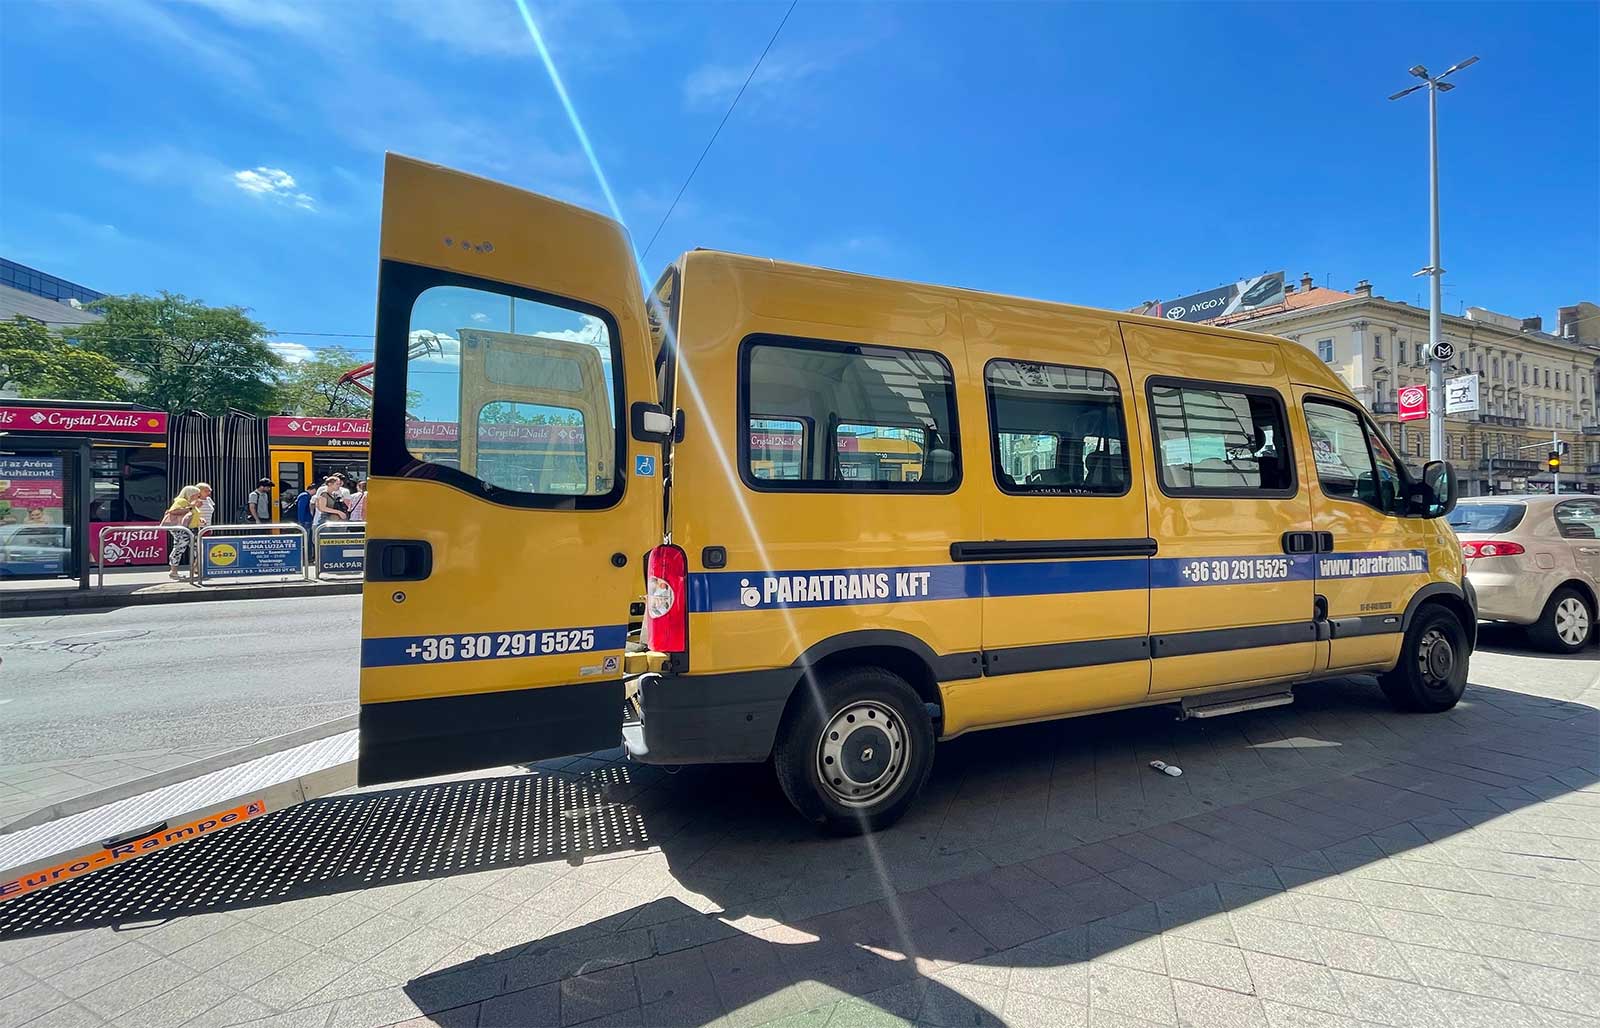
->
1316 531 1335 553
1579 547 1600 555
1281 531 1316 554
368 540 432 581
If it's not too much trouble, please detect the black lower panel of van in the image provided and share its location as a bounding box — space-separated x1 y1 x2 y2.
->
359 679 623 786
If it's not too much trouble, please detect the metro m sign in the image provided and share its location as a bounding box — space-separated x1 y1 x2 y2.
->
1397 385 1429 422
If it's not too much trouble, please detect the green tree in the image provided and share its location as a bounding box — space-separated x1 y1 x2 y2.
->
75 293 283 414
0 317 126 401
275 346 371 417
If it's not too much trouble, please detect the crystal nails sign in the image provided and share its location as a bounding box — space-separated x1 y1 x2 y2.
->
0 404 167 437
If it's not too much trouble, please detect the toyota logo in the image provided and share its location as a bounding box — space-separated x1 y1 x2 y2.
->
1400 387 1425 407
1165 306 1186 320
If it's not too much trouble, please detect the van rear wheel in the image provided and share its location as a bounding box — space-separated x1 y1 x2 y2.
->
772 665 934 835
1378 604 1468 713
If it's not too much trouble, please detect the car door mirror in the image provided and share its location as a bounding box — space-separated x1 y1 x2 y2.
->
1418 460 1458 518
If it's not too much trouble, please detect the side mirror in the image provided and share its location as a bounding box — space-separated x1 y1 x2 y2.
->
1419 460 1458 518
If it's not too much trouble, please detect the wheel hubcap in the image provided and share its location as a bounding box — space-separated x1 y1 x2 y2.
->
1416 627 1455 685
817 701 908 807
1555 598 1590 646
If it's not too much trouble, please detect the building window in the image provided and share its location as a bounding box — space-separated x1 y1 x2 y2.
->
985 359 1129 496
1547 370 1553 388
1149 380 1294 495
1373 335 1384 359
1398 341 1407 364
1316 339 1335 362
1523 365 1529 385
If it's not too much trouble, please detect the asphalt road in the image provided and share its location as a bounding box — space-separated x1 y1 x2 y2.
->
0 594 360 766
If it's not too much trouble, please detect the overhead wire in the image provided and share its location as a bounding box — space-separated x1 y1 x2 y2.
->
638 0 799 264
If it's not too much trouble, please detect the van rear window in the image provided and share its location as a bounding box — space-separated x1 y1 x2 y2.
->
742 337 959 492
1447 504 1526 534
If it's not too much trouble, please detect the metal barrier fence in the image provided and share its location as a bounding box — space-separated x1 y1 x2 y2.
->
314 521 366 579
95 525 195 588
195 523 311 586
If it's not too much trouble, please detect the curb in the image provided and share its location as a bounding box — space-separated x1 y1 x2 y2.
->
2 579 363 616
1 715 360 834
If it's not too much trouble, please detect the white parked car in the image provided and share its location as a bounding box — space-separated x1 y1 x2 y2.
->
1448 494 1600 653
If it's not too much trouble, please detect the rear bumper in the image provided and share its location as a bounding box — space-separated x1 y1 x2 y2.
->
622 669 799 765
1465 564 1546 624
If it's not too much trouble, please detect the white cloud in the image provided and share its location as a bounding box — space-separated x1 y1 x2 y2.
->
470 312 490 323
536 321 608 346
232 167 316 210
683 54 832 109
268 341 314 363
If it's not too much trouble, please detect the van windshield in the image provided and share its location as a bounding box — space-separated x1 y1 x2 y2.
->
1447 503 1526 534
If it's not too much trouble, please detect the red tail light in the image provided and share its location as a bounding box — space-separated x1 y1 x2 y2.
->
644 545 688 652
1461 540 1526 559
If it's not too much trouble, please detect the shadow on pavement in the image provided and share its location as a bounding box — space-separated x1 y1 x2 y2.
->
0 676 1595 1027
1476 621 1600 660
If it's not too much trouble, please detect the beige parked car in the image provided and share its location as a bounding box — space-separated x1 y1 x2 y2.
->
1448 494 1600 653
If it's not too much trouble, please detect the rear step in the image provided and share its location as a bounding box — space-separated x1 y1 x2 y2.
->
1178 686 1295 720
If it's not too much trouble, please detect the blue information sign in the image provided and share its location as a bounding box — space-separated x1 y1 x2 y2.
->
202 535 305 579
320 539 364 576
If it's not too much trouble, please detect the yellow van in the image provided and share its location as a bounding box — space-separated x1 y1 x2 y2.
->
357 157 1473 832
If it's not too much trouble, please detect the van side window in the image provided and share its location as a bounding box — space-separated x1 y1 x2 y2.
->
1149 381 1294 495
742 336 959 491
748 417 807 480
985 359 1129 495
1303 399 1404 513
405 283 621 504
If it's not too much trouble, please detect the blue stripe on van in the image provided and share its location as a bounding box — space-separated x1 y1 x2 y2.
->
688 549 1428 614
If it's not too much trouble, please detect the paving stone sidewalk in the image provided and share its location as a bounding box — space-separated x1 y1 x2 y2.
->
1 632 1597 1028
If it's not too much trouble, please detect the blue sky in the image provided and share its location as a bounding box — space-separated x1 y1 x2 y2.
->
2 0 1595 366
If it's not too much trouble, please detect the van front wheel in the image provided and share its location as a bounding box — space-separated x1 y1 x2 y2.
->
772 665 935 835
1378 605 1469 713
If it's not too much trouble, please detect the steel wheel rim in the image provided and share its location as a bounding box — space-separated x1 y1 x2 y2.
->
1416 627 1456 686
816 701 908 808
1555 598 1590 646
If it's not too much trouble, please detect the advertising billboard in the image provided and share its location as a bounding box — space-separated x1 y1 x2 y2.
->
0 455 67 576
1444 375 1480 415
1147 272 1286 324
201 534 306 580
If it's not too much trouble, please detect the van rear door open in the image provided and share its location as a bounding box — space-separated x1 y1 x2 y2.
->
358 155 662 786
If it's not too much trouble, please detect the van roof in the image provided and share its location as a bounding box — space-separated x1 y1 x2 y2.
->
677 249 1354 397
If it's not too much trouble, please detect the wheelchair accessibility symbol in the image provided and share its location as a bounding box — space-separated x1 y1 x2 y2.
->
635 455 656 477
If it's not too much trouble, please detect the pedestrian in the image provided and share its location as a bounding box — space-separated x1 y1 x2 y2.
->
245 478 274 523
348 478 368 522
161 485 202 579
313 474 349 535
193 482 215 529
294 483 313 531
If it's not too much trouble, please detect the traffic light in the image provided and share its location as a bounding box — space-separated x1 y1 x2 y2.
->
1549 450 1562 472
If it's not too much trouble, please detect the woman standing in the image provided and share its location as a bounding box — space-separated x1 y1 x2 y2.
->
347 479 368 523
161 485 202 579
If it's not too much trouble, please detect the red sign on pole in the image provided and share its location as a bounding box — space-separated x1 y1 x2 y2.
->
1397 385 1429 422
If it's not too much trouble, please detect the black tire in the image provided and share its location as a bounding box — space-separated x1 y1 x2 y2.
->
1378 604 1469 713
772 665 935 835
1526 585 1594 654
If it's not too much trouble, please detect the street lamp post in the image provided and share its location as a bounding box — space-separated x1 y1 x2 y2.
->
1390 56 1479 463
